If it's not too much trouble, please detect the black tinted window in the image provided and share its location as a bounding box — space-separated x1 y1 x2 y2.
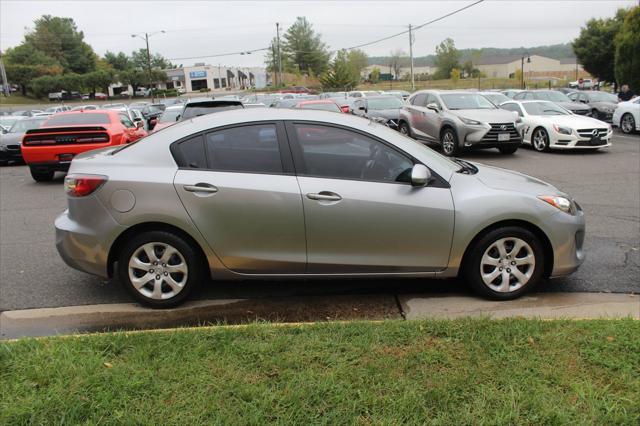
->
411 94 427 106
293 124 413 183
182 103 243 120
205 124 282 174
175 135 207 169
45 113 111 126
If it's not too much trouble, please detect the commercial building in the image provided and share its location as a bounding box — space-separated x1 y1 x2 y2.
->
476 55 587 80
161 64 269 92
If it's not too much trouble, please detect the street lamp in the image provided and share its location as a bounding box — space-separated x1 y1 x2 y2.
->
131 30 166 102
521 54 531 90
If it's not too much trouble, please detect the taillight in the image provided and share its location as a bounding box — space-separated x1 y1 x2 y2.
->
64 174 107 197
341 105 350 113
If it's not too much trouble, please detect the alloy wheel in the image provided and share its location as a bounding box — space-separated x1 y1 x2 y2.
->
128 242 188 300
442 131 455 154
621 114 635 134
532 129 548 151
480 237 535 293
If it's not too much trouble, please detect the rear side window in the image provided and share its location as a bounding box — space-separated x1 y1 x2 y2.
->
174 135 207 169
205 124 282 174
45 113 111 126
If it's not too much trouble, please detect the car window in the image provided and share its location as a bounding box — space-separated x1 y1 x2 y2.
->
120 114 134 128
410 93 427 106
292 123 413 183
501 103 523 117
174 135 207 169
205 124 282 174
45 113 111 126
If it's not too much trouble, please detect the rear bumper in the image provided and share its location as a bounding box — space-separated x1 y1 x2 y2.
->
22 142 113 166
28 161 72 173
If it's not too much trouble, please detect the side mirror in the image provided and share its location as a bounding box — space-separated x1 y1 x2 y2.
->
426 103 439 112
411 164 431 187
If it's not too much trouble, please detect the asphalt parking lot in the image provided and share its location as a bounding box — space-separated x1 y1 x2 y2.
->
0 131 638 312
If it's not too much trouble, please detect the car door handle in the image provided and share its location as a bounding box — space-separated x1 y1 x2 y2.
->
307 192 342 201
184 184 218 194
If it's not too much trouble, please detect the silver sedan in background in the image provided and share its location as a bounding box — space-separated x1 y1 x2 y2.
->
55 109 585 308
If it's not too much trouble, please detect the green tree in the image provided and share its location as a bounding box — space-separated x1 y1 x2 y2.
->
320 50 359 90
83 70 115 95
282 17 330 76
3 44 62 95
104 51 132 71
131 49 173 70
434 38 461 80
370 67 381 83
615 6 640 91
24 15 97 74
347 49 369 76
573 9 628 85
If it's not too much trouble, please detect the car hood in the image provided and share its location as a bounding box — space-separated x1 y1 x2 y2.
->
366 109 400 120
474 162 563 196
451 109 517 123
0 132 24 146
558 102 590 112
591 101 618 110
539 114 610 128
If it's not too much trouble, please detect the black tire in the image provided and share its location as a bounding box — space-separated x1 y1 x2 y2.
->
498 145 519 155
118 230 204 308
398 121 412 138
462 226 545 300
440 127 459 157
531 127 550 152
620 113 636 134
29 167 54 182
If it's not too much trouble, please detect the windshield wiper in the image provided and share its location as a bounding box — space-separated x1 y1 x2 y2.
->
453 158 478 174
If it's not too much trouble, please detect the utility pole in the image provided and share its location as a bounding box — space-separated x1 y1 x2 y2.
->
144 33 154 102
276 23 283 88
0 50 9 97
271 43 278 86
408 24 415 91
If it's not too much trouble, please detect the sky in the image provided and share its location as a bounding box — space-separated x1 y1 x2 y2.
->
0 0 636 68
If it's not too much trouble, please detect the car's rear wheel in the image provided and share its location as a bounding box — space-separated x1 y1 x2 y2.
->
498 145 518 155
29 167 54 182
621 113 636 134
440 128 459 156
398 122 412 137
118 231 203 308
531 127 550 152
463 226 545 300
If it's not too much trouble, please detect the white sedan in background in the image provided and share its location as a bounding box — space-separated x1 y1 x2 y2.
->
612 97 639 134
500 100 612 152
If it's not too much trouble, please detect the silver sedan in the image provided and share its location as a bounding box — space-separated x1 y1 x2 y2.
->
55 109 585 308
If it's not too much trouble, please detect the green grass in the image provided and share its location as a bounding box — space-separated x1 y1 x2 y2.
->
1 319 639 425
360 77 567 91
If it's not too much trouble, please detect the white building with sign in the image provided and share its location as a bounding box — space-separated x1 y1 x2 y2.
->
160 65 269 93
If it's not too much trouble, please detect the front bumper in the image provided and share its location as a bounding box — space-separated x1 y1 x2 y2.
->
550 129 613 149
547 207 586 278
461 122 522 149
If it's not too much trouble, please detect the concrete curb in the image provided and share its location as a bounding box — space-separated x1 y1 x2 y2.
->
399 292 640 320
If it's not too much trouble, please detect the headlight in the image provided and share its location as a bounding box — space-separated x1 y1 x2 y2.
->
538 195 575 215
460 116 482 126
552 124 572 135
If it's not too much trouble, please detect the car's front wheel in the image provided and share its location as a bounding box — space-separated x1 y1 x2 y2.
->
531 127 550 152
440 128 459 156
463 226 545 300
118 231 203 308
621 113 636 134
29 167 54 182
398 122 412 138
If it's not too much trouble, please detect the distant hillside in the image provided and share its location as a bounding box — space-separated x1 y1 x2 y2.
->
368 43 575 67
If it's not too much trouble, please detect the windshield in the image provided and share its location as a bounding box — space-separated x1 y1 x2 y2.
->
483 93 510 105
158 109 182 123
297 102 341 112
44 113 111 126
367 97 404 110
9 118 46 133
588 92 618 103
534 91 570 102
523 102 569 116
441 93 496 110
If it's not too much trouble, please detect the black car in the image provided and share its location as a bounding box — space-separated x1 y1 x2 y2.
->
567 91 619 122
130 103 166 130
513 90 591 116
0 116 48 165
351 95 405 129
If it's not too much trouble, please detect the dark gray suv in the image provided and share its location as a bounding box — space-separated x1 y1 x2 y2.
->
398 90 522 156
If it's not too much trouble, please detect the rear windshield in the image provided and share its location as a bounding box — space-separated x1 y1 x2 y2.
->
181 103 243 120
45 113 111 126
